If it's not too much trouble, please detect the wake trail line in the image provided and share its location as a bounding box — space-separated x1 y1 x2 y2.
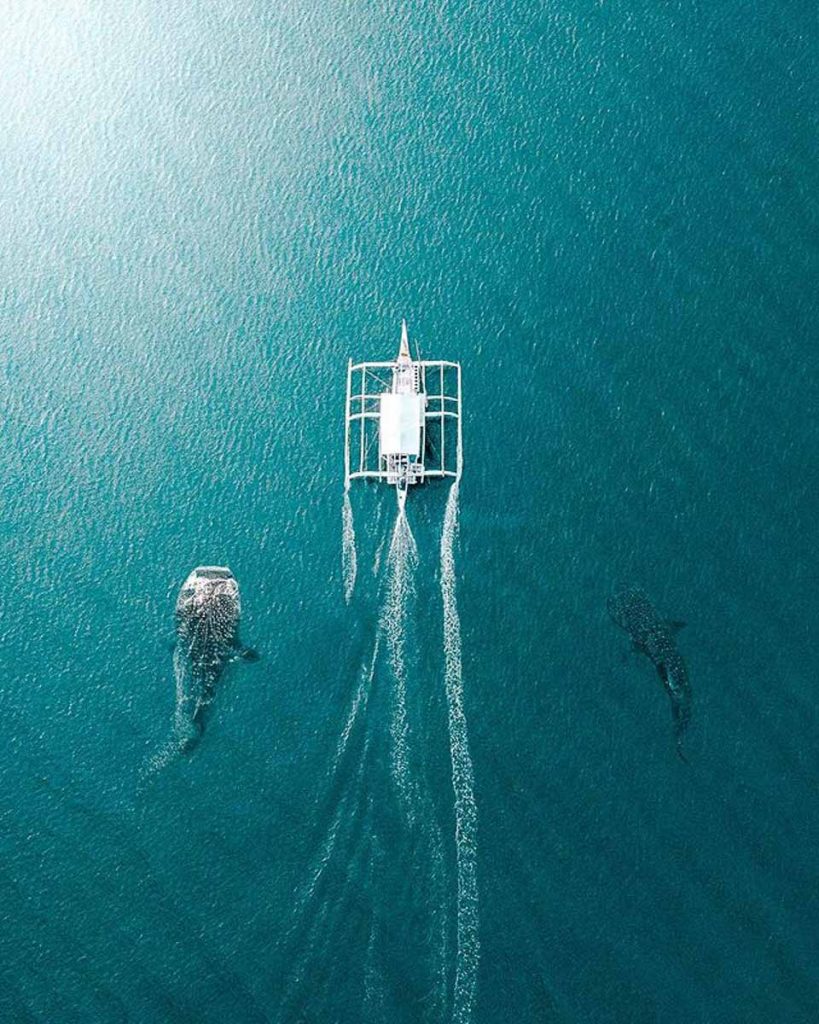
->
381 510 419 815
342 486 358 604
441 480 479 1024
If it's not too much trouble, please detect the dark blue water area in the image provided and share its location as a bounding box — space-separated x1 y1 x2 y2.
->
0 2 818 1022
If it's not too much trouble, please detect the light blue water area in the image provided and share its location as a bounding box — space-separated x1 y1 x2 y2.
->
1 2 818 1022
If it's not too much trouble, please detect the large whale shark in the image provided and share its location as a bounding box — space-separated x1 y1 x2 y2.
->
608 585 692 762
173 565 257 752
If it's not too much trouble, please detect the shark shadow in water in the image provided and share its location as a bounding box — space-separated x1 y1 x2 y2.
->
608 585 692 763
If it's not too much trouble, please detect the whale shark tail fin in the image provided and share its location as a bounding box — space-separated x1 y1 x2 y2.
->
668 620 687 634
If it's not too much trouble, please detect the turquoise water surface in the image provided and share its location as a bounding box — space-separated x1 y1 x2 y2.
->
1 2 817 1022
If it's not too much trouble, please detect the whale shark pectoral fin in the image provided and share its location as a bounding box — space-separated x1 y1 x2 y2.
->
238 647 260 662
668 620 686 633
657 662 669 682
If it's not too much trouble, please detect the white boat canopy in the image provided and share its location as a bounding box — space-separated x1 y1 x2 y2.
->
379 393 423 457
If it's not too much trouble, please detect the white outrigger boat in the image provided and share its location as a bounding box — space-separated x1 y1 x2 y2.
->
344 321 462 510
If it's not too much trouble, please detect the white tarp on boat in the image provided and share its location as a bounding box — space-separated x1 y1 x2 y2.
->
379 393 423 456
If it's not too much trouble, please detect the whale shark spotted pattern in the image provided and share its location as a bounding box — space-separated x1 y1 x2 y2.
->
608 585 692 762
173 566 257 751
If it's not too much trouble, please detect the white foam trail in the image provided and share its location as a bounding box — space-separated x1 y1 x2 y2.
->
279 785 373 1024
292 737 370 918
372 534 385 577
363 918 385 1020
363 811 386 1020
381 510 418 811
342 487 358 604
294 624 387 926
299 642 380 916
334 635 379 771
440 481 479 1024
428 810 450 1024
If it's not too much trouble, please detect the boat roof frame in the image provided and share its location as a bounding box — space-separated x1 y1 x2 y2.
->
344 357 462 488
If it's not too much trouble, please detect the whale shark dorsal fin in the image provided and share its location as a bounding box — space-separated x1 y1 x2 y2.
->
668 620 686 634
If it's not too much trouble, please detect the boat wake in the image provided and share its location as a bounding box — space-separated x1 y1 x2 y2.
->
342 486 358 604
282 488 477 1024
440 480 479 1024
337 507 420 811
381 509 419 814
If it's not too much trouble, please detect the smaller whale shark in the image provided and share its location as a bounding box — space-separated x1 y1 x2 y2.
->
608 585 692 762
173 565 257 752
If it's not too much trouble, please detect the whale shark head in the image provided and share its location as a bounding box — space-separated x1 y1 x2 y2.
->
176 566 240 618
175 566 241 658
607 584 653 632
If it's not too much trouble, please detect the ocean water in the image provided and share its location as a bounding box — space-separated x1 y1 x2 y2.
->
1 2 817 1022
